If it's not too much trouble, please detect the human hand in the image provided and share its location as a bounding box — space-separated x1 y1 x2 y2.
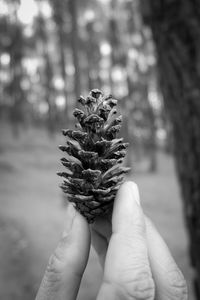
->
36 181 188 300
91 181 188 299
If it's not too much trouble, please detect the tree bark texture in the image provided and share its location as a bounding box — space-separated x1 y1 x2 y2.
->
142 0 200 297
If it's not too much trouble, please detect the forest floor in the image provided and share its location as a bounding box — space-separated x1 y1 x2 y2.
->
0 124 195 299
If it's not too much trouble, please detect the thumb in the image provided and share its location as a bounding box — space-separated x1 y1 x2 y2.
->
36 204 91 300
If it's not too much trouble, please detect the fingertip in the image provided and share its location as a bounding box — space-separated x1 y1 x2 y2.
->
54 206 91 277
112 180 143 233
119 181 140 205
70 207 91 253
63 203 90 241
62 203 76 238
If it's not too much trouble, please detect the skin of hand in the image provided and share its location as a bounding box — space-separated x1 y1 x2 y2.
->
36 181 188 300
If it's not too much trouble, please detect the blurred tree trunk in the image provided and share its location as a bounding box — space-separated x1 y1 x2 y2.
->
141 0 200 297
43 51 56 136
68 0 81 99
9 28 25 137
108 0 123 92
143 83 157 172
85 20 102 91
50 0 69 122
109 0 157 172
5 5 26 137
36 6 56 136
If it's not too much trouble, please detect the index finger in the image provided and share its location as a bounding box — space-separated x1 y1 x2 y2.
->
97 181 155 300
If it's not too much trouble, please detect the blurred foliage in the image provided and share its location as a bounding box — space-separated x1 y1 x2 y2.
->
0 0 170 171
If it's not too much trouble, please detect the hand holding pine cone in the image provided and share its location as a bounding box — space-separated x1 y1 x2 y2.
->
58 89 130 223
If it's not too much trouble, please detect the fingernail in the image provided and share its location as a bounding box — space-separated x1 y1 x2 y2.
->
127 181 141 206
62 203 76 237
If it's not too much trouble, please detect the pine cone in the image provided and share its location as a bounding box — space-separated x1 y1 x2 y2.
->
58 89 130 223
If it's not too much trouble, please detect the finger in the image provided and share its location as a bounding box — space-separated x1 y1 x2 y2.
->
145 217 188 300
97 181 155 300
36 204 91 300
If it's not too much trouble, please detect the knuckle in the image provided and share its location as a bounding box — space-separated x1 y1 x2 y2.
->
125 271 155 300
44 256 62 285
45 236 72 282
38 253 63 294
167 269 188 299
102 270 155 300
45 252 63 282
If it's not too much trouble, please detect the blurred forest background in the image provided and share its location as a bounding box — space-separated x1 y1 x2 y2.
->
0 0 164 170
0 0 199 299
